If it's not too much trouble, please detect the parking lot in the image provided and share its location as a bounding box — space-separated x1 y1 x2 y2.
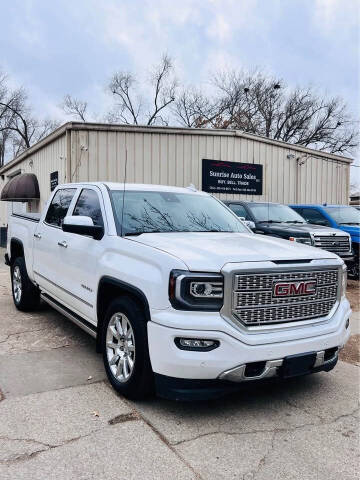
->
0 255 358 480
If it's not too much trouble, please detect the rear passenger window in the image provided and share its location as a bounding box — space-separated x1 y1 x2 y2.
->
45 189 76 227
73 189 104 227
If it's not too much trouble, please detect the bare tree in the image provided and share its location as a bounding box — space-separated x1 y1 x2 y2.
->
174 87 225 128
350 178 360 195
9 117 59 158
0 70 59 165
107 54 177 126
61 94 88 122
174 70 358 156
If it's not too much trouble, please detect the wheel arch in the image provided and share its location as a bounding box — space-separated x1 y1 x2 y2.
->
96 276 151 352
10 238 24 264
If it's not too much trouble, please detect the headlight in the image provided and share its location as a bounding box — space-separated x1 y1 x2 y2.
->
340 264 347 298
289 236 312 245
169 270 224 311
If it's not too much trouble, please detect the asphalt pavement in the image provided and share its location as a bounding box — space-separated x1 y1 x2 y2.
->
0 254 358 480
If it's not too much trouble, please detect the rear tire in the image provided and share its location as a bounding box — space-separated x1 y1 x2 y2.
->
102 297 154 400
11 257 40 311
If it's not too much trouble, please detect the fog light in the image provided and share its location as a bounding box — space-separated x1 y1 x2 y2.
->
175 338 219 351
345 318 350 329
289 236 312 245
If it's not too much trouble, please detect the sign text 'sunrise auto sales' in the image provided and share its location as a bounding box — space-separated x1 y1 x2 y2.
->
202 159 263 195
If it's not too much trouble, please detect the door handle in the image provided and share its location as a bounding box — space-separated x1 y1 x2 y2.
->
58 240 68 248
34 233 42 239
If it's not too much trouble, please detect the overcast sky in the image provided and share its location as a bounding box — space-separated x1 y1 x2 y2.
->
1 0 359 179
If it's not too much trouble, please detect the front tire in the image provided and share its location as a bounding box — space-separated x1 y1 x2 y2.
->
102 297 154 399
11 257 40 311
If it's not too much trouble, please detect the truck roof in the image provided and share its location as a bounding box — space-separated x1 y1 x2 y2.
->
290 204 353 208
224 200 281 206
59 182 208 195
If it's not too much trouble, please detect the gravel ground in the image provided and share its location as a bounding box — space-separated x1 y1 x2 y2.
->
340 334 360 366
347 279 359 312
339 279 359 366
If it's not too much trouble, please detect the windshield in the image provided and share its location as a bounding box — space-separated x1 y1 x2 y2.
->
110 190 249 235
247 203 306 223
324 206 360 225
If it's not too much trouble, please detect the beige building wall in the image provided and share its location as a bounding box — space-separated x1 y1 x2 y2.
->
0 123 351 230
0 133 67 228
70 126 350 205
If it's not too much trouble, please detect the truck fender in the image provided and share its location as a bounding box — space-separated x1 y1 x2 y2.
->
9 237 25 264
96 276 151 353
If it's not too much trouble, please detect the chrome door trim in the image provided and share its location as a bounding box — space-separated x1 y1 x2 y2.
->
41 293 96 338
34 270 93 308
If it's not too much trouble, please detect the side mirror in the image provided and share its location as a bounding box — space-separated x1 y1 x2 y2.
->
62 216 104 240
244 220 256 230
238 217 256 231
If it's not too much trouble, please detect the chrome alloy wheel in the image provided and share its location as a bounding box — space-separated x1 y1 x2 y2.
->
13 266 22 303
106 313 135 382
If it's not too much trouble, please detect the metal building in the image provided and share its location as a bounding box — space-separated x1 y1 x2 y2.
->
0 122 352 242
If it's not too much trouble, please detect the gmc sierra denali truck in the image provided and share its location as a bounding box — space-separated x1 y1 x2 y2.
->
5 183 351 400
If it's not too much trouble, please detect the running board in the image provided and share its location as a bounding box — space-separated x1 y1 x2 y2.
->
41 293 97 338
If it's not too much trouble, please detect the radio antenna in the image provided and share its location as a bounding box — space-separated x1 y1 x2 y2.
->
120 149 128 237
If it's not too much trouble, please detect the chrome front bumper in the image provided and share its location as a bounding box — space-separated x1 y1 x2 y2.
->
218 348 339 383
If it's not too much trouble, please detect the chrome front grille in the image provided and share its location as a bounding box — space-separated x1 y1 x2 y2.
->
235 270 338 291
232 269 339 326
313 235 350 253
234 284 337 307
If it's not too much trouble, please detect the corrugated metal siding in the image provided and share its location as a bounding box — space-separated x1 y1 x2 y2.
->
0 134 66 227
70 129 349 205
0 127 351 230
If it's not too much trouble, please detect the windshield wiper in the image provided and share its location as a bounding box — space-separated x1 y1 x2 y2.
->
257 220 282 224
339 222 360 226
124 230 165 236
194 229 226 232
284 220 306 224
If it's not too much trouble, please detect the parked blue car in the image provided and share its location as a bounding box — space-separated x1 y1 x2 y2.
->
289 204 360 278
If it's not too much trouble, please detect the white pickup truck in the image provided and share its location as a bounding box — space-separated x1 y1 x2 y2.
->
5 182 351 400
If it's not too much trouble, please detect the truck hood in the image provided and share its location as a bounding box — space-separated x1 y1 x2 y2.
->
257 222 344 236
129 232 338 271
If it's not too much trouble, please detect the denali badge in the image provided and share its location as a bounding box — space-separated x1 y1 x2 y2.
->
273 280 317 297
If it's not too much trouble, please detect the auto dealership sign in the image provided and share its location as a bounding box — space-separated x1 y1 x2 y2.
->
202 159 263 195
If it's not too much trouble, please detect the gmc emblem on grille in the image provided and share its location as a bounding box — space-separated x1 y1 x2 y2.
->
273 280 317 297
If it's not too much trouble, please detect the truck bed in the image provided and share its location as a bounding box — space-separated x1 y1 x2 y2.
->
7 212 41 281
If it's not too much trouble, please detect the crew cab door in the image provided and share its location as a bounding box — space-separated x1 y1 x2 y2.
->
54 186 106 323
33 187 78 298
